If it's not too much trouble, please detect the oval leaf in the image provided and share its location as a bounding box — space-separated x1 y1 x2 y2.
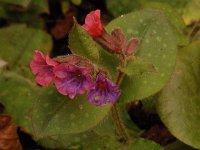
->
69 20 100 63
128 138 164 150
107 10 177 102
120 57 157 76
157 41 200 149
0 24 52 78
29 87 111 139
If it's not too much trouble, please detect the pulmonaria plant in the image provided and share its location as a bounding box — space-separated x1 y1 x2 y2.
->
2 6 194 150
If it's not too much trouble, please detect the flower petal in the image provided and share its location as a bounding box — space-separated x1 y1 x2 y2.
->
54 64 93 99
87 73 121 106
82 9 103 37
30 50 58 86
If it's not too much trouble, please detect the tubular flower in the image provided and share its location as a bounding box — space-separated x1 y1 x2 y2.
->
54 63 93 99
30 50 58 86
87 73 121 106
82 9 103 37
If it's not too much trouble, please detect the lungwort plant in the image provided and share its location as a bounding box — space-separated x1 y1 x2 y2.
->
0 6 200 150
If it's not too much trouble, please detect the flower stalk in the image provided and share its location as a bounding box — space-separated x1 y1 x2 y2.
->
111 70 129 144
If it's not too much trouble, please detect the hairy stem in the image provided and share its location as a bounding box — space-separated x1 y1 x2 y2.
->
111 104 129 143
111 71 129 143
189 21 200 42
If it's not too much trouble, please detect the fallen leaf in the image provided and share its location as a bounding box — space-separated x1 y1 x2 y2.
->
0 114 22 150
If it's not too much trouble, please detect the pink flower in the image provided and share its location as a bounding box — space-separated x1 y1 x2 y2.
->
30 50 58 86
54 63 93 99
82 9 103 37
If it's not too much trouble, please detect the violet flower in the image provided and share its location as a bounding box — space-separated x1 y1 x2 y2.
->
30 50 58 86
54 63 93 99
87 73 121 106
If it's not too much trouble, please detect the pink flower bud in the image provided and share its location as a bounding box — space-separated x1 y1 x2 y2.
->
125 38 139 56
82 9 103 37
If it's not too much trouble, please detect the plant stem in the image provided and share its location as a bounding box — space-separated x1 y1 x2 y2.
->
111 104 129 143
189 21 200 42
111 71 129 143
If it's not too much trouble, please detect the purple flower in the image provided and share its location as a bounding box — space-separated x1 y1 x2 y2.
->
30 50 58 86
54 63 93 99
87 73 121 106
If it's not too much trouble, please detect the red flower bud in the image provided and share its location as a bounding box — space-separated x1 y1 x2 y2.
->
82 9 103 37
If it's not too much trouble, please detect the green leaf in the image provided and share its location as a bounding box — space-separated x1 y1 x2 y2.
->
128 138 164 150
68 20 120 79
106 10 177 102
165 141 196 150
71 0 82 6
182 0 200 25
98 47 119 79
38 131 97 149
84 136 122 150
0 4 7 18
0 0 49 12
157 40 200 149
0 24 52 78
38 114 116 149
0 71 112 148
0 0 31 7
106 0 188 17
142 2 188 46
85 137 164 150
0 1 48 28
107 1 188 46
142 95 158 114
30 0 49 13
106 0 141 18
69 20 100 63
0 72 36 132
117 104 142 137
30 88 111 139
120 57 157 76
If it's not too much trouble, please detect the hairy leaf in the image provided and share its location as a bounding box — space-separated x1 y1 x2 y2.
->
120 57 157 76
0 24 52 78
69 20 100 63
107 10 177 102
157 41 200 149
85 137 164 150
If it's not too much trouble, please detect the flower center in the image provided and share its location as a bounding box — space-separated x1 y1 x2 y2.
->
97 80 107 91
73 71 85 81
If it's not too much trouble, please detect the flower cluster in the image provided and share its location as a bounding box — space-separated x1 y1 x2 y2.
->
82 9 139 56
30 51 121 106
30 10 140 106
